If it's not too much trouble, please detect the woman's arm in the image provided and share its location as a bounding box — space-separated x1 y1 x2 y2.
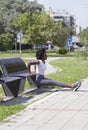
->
27 60 40 73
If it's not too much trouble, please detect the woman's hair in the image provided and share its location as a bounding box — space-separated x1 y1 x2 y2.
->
36 48 46 60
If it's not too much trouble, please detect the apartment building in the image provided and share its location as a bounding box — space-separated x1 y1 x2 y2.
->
48 9 75 29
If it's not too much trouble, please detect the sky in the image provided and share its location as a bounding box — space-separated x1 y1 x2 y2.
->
35 0 88 30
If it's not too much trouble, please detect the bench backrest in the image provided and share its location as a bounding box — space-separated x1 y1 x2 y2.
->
0 58 27 76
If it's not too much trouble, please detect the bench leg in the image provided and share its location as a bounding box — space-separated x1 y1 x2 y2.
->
27 76 37 88
1 79 21 97
18 78 26 94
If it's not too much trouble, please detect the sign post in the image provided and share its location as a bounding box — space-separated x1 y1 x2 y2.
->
68 37 72 52
15 38 17 53
16 31 23 56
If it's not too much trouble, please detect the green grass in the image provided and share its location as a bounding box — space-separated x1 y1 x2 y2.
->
46 57 88 84
0 105 26 122
0 89 5 98
0 51 77 59
0 52 35 59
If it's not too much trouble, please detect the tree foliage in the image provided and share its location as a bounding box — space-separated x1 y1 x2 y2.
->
13 11 67 46
78 28 88 59
79 28 88 41
0 0 44 51
0 0 73 51
0 0 44 34
79 28 88 46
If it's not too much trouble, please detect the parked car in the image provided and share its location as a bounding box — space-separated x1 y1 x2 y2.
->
32 44 56 50
32 45 48 50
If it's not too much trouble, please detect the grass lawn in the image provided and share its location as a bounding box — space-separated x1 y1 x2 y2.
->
0 54 88 122
0 51 76 59
0 105 26 122
0 52 35 59
47 57 88 84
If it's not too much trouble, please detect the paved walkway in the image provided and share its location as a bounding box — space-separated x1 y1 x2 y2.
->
0 57 88 130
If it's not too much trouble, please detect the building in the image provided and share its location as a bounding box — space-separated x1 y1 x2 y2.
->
48 9 75 29
75 25 81 34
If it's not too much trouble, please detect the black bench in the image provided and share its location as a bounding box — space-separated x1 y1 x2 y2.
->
0 58 37 96
0 67 21 97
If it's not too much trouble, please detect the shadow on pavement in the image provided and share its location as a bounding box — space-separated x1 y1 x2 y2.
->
0 87 58 106
0 87 87 106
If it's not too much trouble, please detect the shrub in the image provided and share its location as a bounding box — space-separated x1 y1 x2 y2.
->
57 47 68 54
80 47 88 59
0 33 13 51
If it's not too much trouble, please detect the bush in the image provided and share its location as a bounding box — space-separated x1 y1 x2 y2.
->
57 47 68 54
0 33 13 51
80 47 88 59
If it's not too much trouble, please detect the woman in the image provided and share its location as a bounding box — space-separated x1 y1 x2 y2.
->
27 48 82 91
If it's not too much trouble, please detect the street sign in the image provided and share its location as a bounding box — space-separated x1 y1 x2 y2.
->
17 32 23 43
68 37 72 46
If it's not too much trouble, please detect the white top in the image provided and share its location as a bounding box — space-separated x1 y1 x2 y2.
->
36 60 46 75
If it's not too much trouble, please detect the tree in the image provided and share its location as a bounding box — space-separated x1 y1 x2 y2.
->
0 0 44 34
0 0 44 51
52 26 71 47
78 28 88 59
13 10 72 48
13 11 52 45
79 28 88 43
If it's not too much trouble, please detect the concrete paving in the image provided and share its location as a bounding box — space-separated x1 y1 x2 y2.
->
0 57 88 130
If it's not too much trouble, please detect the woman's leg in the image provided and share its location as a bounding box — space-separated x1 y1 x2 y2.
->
35 75 72 88
35 75 82 91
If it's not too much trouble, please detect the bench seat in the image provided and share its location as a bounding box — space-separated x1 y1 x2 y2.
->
0 76 21 83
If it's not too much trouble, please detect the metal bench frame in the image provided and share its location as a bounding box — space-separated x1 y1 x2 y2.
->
0 58 37 97
0 68 21 97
